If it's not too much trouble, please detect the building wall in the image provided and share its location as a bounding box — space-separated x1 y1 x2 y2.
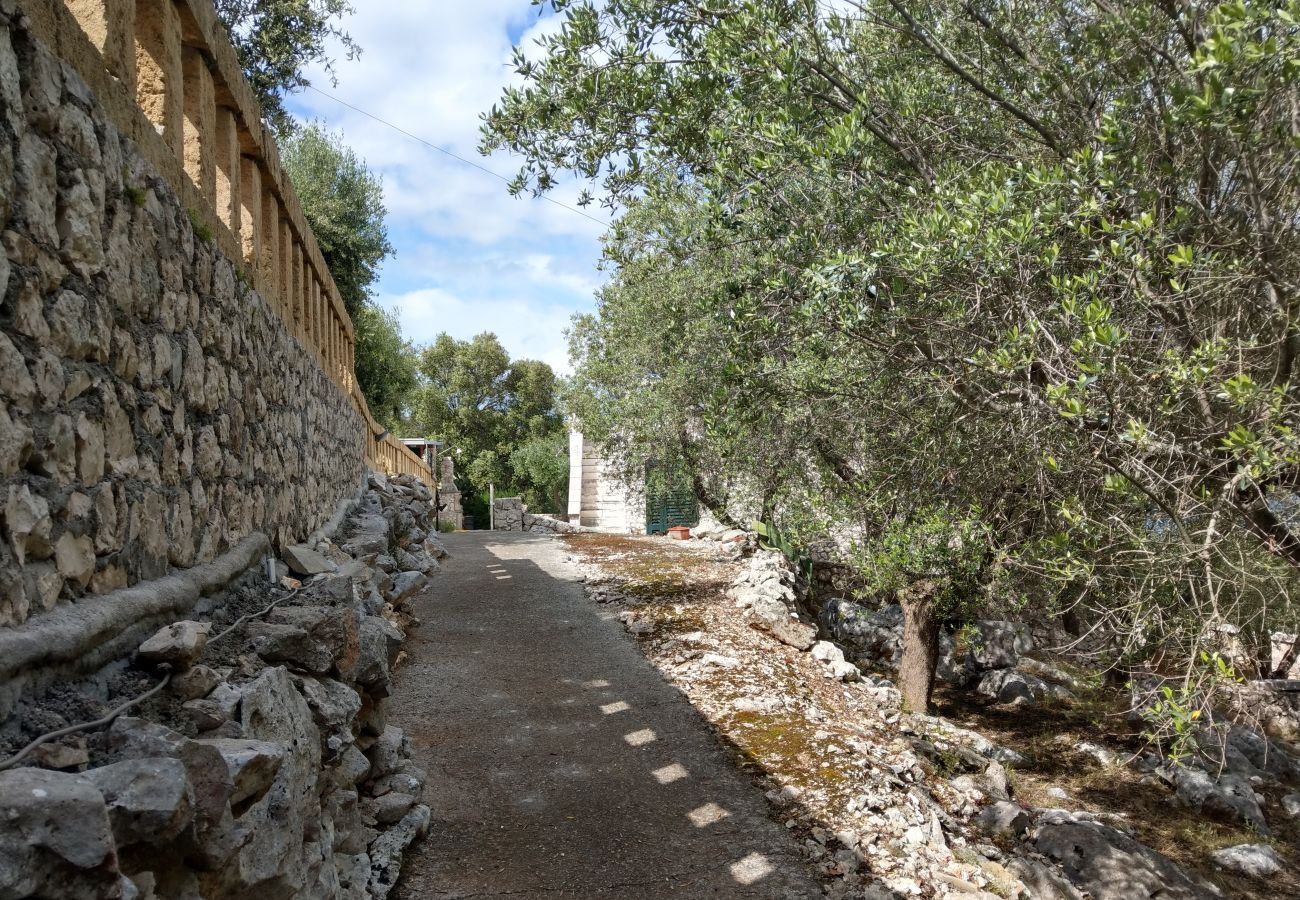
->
568 431 645 534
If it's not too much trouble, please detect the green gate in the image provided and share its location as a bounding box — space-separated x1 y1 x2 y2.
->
644 465 699 535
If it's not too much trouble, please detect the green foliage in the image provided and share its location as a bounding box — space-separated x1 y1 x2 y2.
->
214 0 359 134
122 166 147 208
186 208 213 244
853 508 993 624
279 123 392 319
409 333 567 515
279 123 415 424
485 0 1300 683
510 433 570 513
1137 652 1242 766
353 305 418 430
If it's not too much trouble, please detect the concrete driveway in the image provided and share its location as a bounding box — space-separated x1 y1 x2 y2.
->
390 532 821 899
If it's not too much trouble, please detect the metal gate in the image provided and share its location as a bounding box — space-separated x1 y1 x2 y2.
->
644 465 699 535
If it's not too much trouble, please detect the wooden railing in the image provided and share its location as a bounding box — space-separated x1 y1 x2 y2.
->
33 0 432 487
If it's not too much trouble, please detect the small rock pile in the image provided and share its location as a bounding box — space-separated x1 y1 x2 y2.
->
522 512 582 535
729 549 817 652
0 472 443 899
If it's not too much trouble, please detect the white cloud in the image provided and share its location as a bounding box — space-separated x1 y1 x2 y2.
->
284 0 610 372
379 287 577 374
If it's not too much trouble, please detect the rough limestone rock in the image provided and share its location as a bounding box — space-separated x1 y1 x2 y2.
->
170 664 221 701
356 617 403 697
268 606 362 680
1171 767 1270 835
0 767 122 899
386 571 426 604
1210 843 1282 877
104 718 234 849
366 727 410 782
342 515 390 558
282 544 336 576
812 641 846 664
367 804 431 899
968 620 1033 670
226 667 323 894
296 676 363 756
819 599 904 669
747 597 816 650
137 620 211 669
1033 812 1215 900
371 791 416 825
247 621 333 674
977 669 1051 705
974 800 1030 837
198 739 286 807
84 757 193 847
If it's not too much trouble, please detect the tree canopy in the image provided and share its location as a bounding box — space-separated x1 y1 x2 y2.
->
408 333 568 518
485 0 1300 710
279 123 415 428
214 0 359 133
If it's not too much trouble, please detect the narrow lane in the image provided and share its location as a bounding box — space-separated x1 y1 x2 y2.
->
390 532 820 899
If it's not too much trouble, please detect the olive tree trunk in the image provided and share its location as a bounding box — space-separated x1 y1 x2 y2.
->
898 579 941 713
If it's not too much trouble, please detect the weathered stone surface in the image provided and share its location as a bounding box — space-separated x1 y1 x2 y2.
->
371 791 416 825
296 675 363 752
1210 843 1281 877
170 664 221 701
357 616 403 696
341 515 389 557
104 718 233 844
367 804 431 899
283 544 336 576
84 757 193 847
365 726 409 781
6 483 52 564
196 738 286 807
386 570 426 603
0 767 121 899
270 605 362 680
1170 767 1269 834
747 599 817 651
977 669 1049 705
974 800 1030 837
137 620 211 669
227 667 323 892
247 621 333 674
968 620 1033 670
1033 813 1214 900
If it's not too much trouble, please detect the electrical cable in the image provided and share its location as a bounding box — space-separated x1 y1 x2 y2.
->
303 84 609 228
0 587 302 772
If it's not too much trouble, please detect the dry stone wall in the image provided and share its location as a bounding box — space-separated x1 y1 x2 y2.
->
0 1 367 626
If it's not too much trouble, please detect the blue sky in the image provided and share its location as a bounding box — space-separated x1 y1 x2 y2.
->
285 1 609 373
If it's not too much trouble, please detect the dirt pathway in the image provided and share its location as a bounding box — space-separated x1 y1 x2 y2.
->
390 532 820 899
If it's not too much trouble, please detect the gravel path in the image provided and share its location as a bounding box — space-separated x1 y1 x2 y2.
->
390 532 821 899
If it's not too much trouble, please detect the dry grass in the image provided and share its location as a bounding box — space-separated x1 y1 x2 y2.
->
934 685 1300 900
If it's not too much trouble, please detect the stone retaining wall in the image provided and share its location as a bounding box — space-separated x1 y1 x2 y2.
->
0 472 446 898
0 1 372 626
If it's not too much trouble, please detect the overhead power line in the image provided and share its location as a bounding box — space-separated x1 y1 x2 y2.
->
304 85 609 227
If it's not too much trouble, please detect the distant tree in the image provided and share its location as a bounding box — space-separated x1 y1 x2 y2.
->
214 0 359 133
411 333 568 515
280 123 415 422
353 305 418 430
510 432 570 513
279 123 392 318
